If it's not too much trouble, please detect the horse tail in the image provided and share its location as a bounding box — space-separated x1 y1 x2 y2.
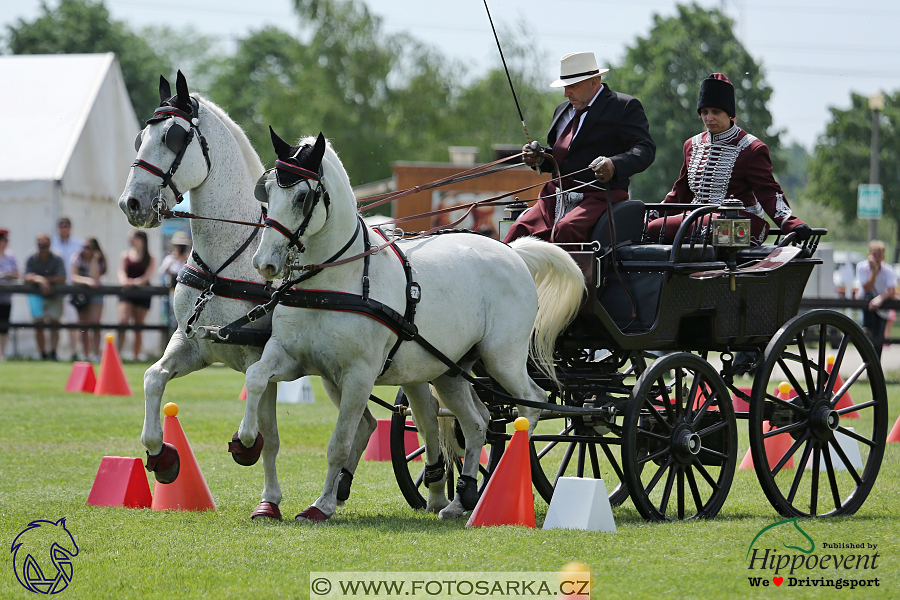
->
509 236 586 386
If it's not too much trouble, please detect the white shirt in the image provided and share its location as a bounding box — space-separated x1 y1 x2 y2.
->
51 235 84 282
856 259 896 319
553 84 605 141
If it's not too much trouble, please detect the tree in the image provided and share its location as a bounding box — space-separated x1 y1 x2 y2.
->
611 4 780 202
4 0 168 122
807 91 900 252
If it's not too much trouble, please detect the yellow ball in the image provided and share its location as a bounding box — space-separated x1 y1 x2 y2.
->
827 355 835 366
163 402 179 417
514 416 529 431
105 333 114 343
778 381 791 395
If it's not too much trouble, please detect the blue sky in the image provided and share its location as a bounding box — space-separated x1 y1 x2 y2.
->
2 0 899 150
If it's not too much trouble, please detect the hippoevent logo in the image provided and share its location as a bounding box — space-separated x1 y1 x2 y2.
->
746 518 881 591
10 518 79 594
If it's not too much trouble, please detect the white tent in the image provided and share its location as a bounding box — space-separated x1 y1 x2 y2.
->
0 53 163 358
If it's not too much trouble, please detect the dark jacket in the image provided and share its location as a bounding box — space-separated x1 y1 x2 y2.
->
539 85 656 193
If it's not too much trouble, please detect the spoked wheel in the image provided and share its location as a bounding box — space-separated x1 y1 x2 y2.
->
749 309 888 517
390 389 503 509
530 416 629 507
622 352 737 521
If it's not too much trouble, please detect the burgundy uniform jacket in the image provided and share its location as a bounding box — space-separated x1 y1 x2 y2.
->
662 124 805 244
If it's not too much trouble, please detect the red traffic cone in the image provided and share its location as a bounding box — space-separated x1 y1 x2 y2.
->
826 356 859 418
364 419 420 462
466 417 535 528
888 414 900 443
740 382 795 470
94 334 132 396
239 385 247 401
151 403 216 511
87 456 152 508
65 361 96 393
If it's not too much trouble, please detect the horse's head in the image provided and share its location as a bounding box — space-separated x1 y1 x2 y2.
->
118 71 212 227
252 128 330 280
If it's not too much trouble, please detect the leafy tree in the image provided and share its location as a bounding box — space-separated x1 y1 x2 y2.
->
4 0 168 121
611 4 780 202
807 91 900 253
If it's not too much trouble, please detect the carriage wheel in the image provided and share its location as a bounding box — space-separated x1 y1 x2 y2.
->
530 418 629 507
749 310 888 517
390 389 503 509
622 352 737 521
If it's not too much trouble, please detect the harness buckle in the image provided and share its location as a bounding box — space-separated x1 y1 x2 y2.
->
184 288 215 338
246 304 270 323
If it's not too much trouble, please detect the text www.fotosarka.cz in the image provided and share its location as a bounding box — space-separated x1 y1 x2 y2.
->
309 571 591 599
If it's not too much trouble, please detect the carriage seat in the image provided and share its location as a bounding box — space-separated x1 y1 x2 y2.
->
590 199 715 263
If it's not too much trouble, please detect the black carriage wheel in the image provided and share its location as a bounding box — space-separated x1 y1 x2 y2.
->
622 352 737 521
530 420 629 507
390 389 503 510
749 309 888 517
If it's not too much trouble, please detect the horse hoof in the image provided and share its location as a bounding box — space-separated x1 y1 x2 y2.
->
145 443 180 484
228 432 263 466
251 502 282 521
295 506 328 523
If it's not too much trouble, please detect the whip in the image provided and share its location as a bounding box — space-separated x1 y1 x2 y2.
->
482 0 531 143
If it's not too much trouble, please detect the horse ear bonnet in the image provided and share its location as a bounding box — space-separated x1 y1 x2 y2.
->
254 172 270 203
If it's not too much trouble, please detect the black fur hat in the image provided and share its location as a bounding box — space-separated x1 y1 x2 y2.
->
697 73 735 117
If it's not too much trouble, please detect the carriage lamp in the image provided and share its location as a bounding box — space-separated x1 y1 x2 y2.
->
711 198 750 247
499 199 528 240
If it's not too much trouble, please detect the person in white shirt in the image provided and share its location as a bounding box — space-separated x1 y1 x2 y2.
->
856 240 896 359
50 217 84 359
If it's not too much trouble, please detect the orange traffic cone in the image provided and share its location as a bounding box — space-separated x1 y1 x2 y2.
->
556 561 592 600
466 417 534 528
239 385 247 401
94 334 132 396
739 382 795 470
87 456 152 508
826 355 859 418
151 403 216 511
65 361 96 393
888 414 900 443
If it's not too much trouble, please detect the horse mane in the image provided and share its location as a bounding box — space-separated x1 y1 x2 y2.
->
192 94 265 179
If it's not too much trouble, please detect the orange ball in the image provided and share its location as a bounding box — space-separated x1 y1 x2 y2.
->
514 416 529 431
163 402 179 417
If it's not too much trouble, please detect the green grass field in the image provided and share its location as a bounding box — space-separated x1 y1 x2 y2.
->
1 361 898 599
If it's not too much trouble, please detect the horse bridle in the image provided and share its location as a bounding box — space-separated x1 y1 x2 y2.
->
132 98 212 217
255 154 330 253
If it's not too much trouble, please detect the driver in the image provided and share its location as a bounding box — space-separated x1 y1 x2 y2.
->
647 73 811 245
502 51 655 244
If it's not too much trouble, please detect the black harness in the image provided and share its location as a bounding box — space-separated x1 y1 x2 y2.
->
132 98 212 211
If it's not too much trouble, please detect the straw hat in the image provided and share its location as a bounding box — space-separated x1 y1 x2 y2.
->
550 52 609 88
171 231 191 246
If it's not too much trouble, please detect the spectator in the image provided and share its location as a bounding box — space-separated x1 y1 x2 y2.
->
158 230 191 328
24 233 66 360
0 228 19 361
856 240 896 360
71 238 107 362
51 217 84 359
117 230 155 361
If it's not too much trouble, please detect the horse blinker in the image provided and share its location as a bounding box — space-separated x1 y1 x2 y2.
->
254 172 270 203
134 130 144 153
165 122 188 153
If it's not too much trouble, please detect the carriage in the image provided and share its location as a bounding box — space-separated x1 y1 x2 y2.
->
388 200 888 521
122 73 887 523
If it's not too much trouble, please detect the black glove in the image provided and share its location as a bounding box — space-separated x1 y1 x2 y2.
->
792 224 812 241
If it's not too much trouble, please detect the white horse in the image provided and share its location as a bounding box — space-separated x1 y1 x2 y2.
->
117 73 375 520
238 129 585 521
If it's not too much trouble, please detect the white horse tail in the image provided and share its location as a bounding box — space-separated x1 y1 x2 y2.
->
509 236 586 385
